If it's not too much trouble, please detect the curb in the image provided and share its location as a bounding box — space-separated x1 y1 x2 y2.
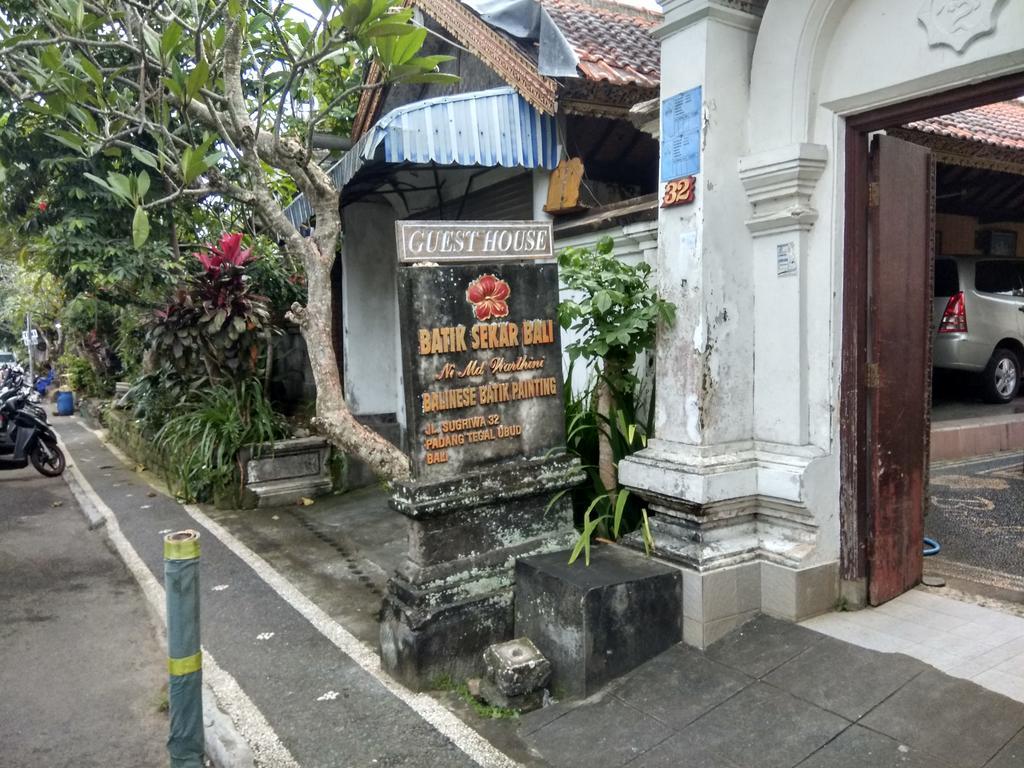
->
205 686 257 768
60 441 106 531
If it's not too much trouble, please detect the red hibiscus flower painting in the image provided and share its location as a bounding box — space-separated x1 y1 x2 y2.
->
466 273 511 321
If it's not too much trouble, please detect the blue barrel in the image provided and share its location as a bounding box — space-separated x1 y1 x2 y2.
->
56 390 74 416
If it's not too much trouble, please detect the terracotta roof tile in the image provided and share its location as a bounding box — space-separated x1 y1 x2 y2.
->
542 0 661 88
907 100 1024 152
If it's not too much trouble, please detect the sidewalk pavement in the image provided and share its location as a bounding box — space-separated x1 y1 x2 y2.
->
55 416 1024 768
0 465 167 768
56 417 498 768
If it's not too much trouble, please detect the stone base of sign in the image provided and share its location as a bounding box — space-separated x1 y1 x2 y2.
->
514 546 683 699
379 454 584 690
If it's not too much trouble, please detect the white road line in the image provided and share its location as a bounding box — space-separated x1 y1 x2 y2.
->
65 420 522 768
182 500 522 768
59 434 298 768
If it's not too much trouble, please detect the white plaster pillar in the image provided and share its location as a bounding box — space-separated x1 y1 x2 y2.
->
620 0 762 508
738 144 828 447
618 1 839 646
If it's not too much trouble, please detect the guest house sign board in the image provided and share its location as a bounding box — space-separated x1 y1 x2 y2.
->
396 221 566 479
396 220 553 263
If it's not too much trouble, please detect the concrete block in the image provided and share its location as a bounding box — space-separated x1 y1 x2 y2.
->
483 638 551 696
239 437 332 509
515 546 682 698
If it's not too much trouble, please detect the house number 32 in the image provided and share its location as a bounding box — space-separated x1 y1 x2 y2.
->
661 176 696 207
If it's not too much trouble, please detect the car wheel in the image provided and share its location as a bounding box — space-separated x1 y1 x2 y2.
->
981 347 1020 404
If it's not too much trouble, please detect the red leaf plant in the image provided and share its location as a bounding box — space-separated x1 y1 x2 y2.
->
196 232 253 277
466 273 511 321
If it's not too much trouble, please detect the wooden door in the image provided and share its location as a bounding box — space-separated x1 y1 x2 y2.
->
866 134 934 606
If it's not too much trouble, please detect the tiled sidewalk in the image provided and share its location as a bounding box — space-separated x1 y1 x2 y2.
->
520 615 1024 768
802 588 1024 703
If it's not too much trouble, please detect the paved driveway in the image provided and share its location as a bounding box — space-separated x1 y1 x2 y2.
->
928 452 1024 579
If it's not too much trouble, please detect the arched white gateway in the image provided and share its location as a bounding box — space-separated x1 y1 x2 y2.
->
621 0 1024 646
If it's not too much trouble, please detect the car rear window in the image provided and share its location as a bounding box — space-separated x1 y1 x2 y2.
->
934 259 959 297
975 260 1024 296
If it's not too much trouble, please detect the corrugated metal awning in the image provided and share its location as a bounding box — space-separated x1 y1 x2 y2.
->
284 87 560 227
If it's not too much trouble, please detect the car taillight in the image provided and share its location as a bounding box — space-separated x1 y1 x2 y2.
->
938 291 967 334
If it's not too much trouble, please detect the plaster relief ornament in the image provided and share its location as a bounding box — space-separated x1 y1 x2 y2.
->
466 274 511 321
918 0 1005 53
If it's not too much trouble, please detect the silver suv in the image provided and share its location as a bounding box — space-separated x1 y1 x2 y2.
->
933 256 1024 404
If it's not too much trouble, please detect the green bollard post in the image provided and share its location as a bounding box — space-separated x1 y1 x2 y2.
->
164 529 204 768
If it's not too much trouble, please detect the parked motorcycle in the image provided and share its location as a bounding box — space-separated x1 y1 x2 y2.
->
0 406 65 476
0 364 66 477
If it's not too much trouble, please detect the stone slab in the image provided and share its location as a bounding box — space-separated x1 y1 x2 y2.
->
239 436 332 508
705 614 823 678
381 455 581 690
764 636 927 720
860 668 1024 768
987 727 1024 768
611 643 752 730
379 591 513 690
484 637 551 696
515 546 682 698
525 694 668 768
797 725 956 768
658 682 847 768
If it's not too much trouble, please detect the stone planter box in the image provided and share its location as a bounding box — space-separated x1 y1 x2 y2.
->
239 436 332 509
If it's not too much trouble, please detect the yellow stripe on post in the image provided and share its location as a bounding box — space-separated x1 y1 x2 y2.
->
168 650 203 677
164 530 201 560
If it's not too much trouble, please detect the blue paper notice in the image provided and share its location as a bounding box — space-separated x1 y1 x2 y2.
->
660 86 702 182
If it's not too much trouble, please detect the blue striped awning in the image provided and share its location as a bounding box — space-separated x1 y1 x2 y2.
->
284 87 560 227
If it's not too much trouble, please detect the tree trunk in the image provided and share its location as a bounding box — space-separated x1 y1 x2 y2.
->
286 215 411 482
596 371 617 497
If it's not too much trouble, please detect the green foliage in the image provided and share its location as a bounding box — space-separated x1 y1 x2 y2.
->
154 378 286 502
558 237 675 392
432 676 520 720
126 368 209 437
148 233 271 380
114 306 148 381
555 238 673 563
58 352 107 396
0 0 457 245
554 370 654 565
246 236 308 314
62 294 117 339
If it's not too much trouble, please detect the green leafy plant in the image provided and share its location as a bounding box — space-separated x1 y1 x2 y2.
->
154 378 286 502
550 369 654 565
148 233 271 382
556 238 674 563
58 352 106 397
126 367 210 437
